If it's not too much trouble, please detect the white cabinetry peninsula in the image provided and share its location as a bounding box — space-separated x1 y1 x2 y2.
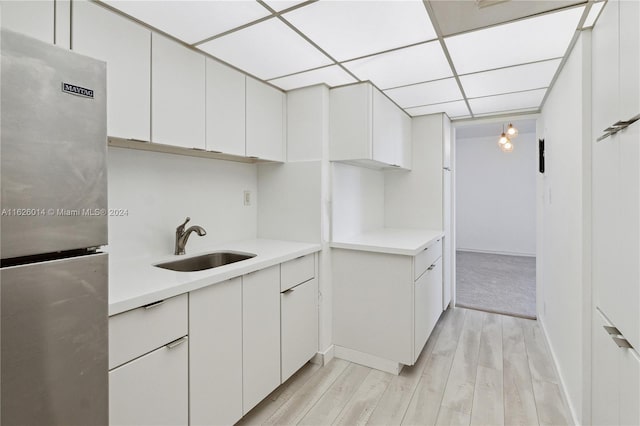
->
330 82 411 170
332 230 443 374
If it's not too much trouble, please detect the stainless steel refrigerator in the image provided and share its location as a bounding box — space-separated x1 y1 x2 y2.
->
1 29 108 425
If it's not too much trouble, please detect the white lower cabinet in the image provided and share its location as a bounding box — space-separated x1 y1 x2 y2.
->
281 277 318 382
243 265 281 414
189 277 243 425
109 336 188 426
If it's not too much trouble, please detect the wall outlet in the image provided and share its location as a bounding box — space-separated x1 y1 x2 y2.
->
244 190 252 206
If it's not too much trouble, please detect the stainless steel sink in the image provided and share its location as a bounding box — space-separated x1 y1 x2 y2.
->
154 251 256 272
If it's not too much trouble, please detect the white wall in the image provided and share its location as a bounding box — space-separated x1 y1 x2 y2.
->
455 132 537 256
107 147 257 260
331 162 384 240
538 32 591 425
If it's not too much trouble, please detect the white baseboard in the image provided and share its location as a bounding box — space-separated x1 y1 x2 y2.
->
334 345 402 375
312 345 335 366
538 317 579 425
456 248 536 257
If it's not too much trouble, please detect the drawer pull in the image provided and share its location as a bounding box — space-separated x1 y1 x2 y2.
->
166 336 188 349
282 288 295 295
143 299 165 310
427 265 436 271
604 325 621 336
612 337 633 349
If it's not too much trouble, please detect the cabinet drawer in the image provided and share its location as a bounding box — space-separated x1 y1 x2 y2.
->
109 294 188 369
281 253 315 292
414 238 442 280
109 336 188 426
281 277 318 382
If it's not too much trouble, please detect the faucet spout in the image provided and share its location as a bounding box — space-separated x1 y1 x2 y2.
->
175 218 207 255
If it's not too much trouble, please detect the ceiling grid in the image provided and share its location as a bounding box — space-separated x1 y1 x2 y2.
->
100 0 599 120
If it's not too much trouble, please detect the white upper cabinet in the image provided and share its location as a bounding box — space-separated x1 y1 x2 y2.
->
330 82 411 170
205 59 246 156
152 34 205 149
0 0 54 44
72 1 151 142
246 78 285 161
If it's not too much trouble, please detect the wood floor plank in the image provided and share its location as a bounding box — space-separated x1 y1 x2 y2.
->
332 369 393 426
477 312 503 371
531 379 572 426
263 358 350 425
438 309 486 417
502 316 540 426
367 311 446 426
299 363 371 426
237 362 321 426
431 308 467 358
436 406 472 426
521 319 560 384
470 365 504 426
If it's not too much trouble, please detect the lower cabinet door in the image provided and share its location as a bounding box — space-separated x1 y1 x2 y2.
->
281 278 318 382
619 343 640 426
109 337 188 426
189 278 243 426
243 265 281 414
592 312 621 426
414 258 443 361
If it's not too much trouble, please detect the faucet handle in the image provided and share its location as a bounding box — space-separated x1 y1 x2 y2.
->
177 217 190 233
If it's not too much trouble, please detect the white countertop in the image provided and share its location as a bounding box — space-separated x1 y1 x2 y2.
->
109 239 321 316
330 228 444 256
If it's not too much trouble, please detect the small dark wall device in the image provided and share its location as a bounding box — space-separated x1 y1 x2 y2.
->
539 139 545 173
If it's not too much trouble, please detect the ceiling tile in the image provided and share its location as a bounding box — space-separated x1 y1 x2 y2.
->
268 65 357 91
430 0 586 36
468 88 547 115
103 1 270 44
198 18 332 80
460 59 561 98
445 6 584 74
384 78 463 108
405 100 470 118
263 0 308 12
343 41 452 90
283 0 436 61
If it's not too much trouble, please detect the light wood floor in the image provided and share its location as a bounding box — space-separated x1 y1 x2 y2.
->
237 307 571 426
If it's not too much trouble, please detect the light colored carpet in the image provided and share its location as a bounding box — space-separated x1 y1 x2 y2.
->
456 251 536 319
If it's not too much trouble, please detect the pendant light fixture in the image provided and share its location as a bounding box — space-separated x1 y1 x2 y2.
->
497 123 518 152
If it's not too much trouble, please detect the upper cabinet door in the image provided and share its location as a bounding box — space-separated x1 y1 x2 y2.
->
246 78 285 161
152 34 205 149
72 1 151 142
400 109 412 170
0 0 54 44
372 90 401 167
205 59 245 156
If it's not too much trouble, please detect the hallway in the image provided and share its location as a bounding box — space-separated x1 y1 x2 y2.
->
238 308 570 425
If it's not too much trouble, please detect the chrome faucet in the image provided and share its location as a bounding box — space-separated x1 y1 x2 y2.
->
175 217 207 255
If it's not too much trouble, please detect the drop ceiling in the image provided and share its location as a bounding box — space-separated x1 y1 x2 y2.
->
101 0 604 120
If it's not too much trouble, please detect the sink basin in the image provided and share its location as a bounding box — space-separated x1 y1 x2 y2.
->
155 251 256 272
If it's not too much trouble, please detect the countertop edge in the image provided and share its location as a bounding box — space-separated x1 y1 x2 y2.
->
109 242 321 316
330 231 444 256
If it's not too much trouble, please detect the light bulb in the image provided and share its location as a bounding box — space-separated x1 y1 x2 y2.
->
501 141 514 152
498 133 509 145
506 123 518 138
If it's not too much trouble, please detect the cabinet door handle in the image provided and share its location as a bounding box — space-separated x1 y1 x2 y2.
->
166 336 188 349
612 337 633 349
427 264 435 271
143 299 165 310
597 131 614 142
604 325 621 336
282 288 295 295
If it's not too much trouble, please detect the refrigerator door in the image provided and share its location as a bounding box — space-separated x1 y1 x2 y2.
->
1 252 108 425
1 30 107 259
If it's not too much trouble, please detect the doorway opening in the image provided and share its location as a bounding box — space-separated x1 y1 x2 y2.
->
453 119 537 319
